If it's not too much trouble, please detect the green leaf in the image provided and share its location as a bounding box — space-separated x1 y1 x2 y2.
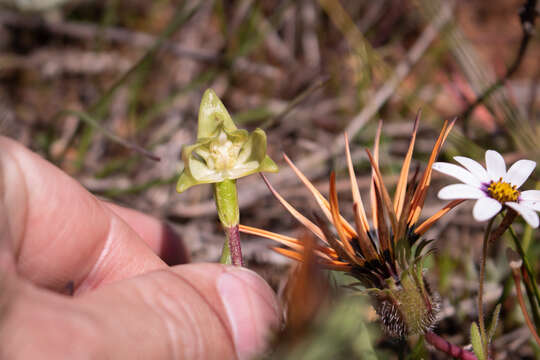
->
487 303 501 342
471 322 486 360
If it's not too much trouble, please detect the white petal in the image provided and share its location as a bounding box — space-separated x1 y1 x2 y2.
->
433 162 481 186
438 184 485 200
503 159 536 188
520 190 540 201
473 197 502 221
506 202 539 228
521 200 540 212
485 150 506 180
454 156 489 182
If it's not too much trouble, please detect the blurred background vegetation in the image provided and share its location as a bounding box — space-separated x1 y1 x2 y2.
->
0 0 539 358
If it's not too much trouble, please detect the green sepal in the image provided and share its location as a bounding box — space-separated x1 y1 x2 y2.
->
197 88 238 138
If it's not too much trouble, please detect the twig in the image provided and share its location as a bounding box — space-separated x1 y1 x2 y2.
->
508 225 540 323
425 331 479 360
458 0 538 122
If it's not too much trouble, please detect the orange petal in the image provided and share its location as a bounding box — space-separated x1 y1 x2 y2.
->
365 149 398 237
394 112 420 219
271 247 351 271
283 153 357 238
371 179 392 258
344 133 369 231
329 172 363 265
260 174 327 244
370 121 383 231
414 199 465 235
239 224 303 251
408 118 456 225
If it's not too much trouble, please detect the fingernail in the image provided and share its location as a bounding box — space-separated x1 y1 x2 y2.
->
217 268 280 360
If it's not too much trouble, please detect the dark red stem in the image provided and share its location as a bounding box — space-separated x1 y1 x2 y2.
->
226 224 244 266
425 331 478 360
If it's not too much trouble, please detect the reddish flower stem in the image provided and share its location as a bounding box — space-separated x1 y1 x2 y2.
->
425 331 478 360
511 265 540 346
225 224 244 266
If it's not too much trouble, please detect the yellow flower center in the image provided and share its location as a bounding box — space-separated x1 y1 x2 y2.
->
487 178 519 203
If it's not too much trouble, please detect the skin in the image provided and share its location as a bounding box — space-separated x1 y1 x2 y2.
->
0 136 280 359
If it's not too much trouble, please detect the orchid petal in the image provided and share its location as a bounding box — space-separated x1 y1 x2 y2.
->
454 156 489 182
433 162 482 186
503 160 536 188
438 184 485 200
506 202 539 228
485 150 506 180
473 197 502 221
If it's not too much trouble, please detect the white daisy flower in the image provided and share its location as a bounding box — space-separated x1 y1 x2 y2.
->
432 150 540 228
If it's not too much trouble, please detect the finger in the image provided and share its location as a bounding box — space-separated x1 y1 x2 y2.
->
1 264 281 360
0 136 166 293
103 202 190 265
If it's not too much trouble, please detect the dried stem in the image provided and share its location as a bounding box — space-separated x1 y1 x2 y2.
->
508 225 540 328
510 263 540 346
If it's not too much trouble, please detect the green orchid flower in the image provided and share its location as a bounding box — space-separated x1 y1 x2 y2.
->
177 89 278 193
176 89 278 266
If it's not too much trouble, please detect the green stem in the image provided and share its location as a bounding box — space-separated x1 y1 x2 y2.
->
214 179 243 266
478 216 496 356
219 235 232 265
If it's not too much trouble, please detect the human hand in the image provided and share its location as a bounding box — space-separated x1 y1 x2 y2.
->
0 136 280 359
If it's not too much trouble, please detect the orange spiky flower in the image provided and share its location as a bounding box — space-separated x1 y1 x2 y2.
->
240 114 464 337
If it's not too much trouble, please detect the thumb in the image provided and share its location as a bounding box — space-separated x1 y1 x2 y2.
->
80 263 281 360
1 263 281 360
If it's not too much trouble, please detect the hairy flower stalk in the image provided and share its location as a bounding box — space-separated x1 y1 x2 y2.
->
177 89 278 265
241 115 465 345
